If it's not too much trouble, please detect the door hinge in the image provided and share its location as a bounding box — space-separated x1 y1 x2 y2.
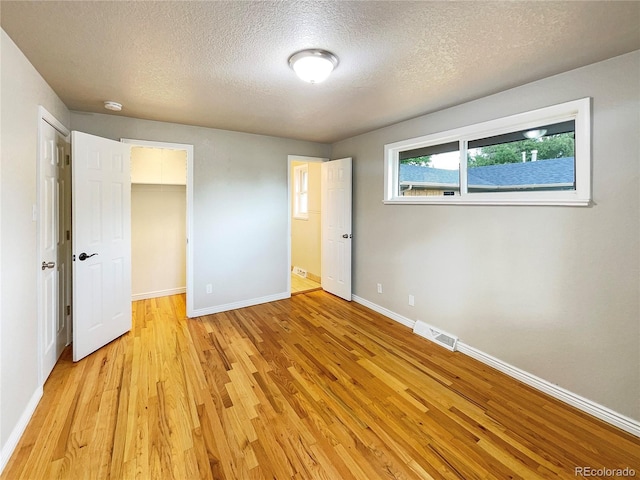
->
66 305 71 316
66 154 70 166
66 230 70 241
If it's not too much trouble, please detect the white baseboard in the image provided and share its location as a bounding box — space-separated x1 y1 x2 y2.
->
352 295 640 438
352 295 415 328
132 287 186 301
190 292 290 318
456 343 640 437
0 386 43 474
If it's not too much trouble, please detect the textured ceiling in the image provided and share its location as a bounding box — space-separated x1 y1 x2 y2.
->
2 1 639 143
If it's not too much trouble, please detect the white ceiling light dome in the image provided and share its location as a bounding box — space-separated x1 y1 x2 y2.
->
288 49 339 84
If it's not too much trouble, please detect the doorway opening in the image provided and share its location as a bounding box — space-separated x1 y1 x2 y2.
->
288 155 326 295
121 139 194 315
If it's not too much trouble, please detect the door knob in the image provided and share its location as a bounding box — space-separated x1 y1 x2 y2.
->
41 261 55 270
78 252 98 261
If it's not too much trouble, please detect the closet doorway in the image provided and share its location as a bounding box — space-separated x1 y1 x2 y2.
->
122 139 194 314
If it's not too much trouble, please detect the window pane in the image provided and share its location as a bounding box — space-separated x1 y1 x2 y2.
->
293 164 309 218
299 192 308 214
398 143 460 197
467 121 575 193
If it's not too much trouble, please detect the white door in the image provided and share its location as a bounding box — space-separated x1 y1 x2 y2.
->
72 131 132 362
40 120 70 380
321 157 352 301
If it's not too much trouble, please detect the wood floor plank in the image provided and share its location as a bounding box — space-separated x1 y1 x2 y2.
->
3 291 639 479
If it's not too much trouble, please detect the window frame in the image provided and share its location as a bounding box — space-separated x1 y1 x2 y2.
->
384 98 591 206
293 164 309 220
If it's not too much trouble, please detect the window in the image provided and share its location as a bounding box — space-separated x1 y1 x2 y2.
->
399 141 460 197
384 98 591 206
293 164 309 219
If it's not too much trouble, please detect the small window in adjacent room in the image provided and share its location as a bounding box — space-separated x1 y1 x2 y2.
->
384 98 590 206
293 164 309 219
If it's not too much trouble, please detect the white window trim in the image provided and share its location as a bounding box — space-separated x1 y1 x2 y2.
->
293 164 309 220
384 98 591 206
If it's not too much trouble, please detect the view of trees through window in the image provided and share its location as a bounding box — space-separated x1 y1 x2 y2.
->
468 132 575 167
399 155 432 166
399 132 575 168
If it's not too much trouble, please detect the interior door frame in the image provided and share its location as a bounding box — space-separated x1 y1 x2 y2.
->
287 155 328 295
36 106 70 384
121 138 195 317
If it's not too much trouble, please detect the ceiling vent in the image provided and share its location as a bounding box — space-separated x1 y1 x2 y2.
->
413 320 458 352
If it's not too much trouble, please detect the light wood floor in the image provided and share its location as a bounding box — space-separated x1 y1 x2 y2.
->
291 273 321 295
3 292 639 479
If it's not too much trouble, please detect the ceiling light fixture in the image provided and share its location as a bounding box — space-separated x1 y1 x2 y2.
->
104 101 122 112
288 49 339 84
523 128 547 139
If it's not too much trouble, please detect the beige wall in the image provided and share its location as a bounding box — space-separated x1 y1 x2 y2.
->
132 184 186 298
332 51 640 421
1 30 70 456
291 161 321 279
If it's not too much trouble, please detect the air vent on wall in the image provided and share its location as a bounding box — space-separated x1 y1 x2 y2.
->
413 320 458 352
292 266 307 278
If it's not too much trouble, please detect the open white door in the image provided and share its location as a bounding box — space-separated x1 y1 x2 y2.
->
39 117 71 380
321 157 352 301
72 131 132 362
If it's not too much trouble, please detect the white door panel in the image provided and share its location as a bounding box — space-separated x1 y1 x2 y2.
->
321 157 352 301
72 131 132 362
40 120 69 380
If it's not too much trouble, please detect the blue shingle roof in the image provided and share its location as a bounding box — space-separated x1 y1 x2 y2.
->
399 157 575 188
400 164 459 184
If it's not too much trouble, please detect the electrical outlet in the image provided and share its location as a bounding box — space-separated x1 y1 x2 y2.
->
377 283 383 294
408 294 415 306
206 284 213 294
